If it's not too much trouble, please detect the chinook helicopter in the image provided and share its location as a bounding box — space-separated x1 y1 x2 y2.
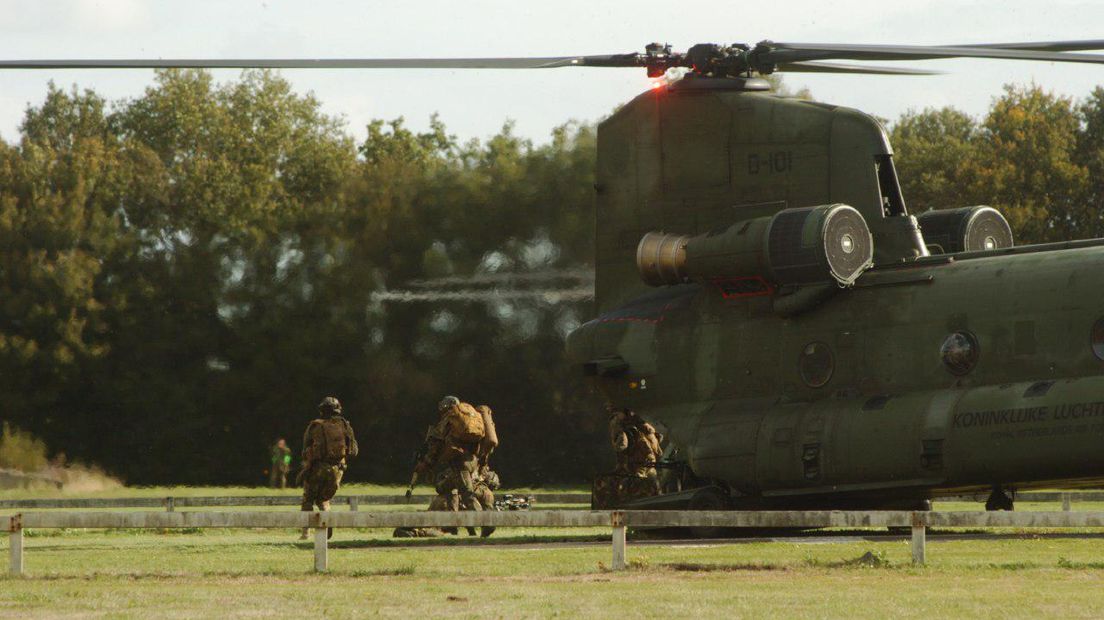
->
10 39 1104 513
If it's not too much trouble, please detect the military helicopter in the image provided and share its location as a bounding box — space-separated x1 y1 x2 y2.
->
11 39 1104 514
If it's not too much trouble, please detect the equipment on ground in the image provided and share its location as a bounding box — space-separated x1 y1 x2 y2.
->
494 494 534 511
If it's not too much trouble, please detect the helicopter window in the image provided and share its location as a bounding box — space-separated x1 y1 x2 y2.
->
798 342 834 388
874 154 907 217
941 332 979 375
1092 319 1104 361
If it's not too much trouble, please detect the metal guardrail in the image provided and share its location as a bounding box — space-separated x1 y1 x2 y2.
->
1 490 1098 511
0 493 587 511
8 509 1104 575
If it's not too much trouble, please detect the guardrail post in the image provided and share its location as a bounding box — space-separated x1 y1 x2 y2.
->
611 511 627 571
163 497 175 513
911 512 926 566
1062 493 1072 512
349 497 358 512
313 514 328 572
9 515 23 576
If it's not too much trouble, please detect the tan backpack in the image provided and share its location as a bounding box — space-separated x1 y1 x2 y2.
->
446 402 485 443
477 405 499 463
310 418 349 462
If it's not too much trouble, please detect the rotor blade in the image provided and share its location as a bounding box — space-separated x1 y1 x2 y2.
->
778 61 942 75
0 55 639 70
958 39 1104 52
764 42 1104 65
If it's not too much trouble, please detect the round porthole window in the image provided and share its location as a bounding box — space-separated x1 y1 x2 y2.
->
941 332 979 375
799 342 834 388
1092 319 1104 361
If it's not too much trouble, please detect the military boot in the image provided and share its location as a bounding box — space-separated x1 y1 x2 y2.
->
464 493 482 536
442 490 460 535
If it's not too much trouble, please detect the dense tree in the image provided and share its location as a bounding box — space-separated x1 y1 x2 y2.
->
891 107 979 213
0 85 129 449
891 84 1099 245
1 70 604 485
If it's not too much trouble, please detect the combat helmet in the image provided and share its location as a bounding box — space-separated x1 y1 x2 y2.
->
318 396 342 416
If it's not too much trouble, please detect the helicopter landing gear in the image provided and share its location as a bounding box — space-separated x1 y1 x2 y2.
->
985 485 1014 511
687 486 732 539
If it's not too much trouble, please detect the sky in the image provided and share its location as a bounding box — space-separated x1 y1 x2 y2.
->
2 0 1104 144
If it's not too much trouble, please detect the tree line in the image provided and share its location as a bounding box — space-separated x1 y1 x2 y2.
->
2 71 1102 485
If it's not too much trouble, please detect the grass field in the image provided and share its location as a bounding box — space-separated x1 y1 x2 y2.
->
4 486 1104 618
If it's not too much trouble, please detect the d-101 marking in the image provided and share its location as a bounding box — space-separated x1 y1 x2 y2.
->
747 151 793 175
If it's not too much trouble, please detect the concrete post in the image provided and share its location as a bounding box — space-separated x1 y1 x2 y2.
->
349 497 358 512
9 515 23 576
611 511 626 571
911 518 926 566
314 525 328 572
1062 493 1072 512
163 497 175 513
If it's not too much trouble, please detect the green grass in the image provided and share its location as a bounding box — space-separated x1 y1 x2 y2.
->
4 487 1104 617
4 529 1104 618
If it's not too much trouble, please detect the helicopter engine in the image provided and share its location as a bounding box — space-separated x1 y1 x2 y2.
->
636 204 874 291
916 205 1014 254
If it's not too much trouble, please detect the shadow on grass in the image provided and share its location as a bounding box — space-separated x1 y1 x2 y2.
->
809 550 892 569
326 534 610 549
660 562 789 572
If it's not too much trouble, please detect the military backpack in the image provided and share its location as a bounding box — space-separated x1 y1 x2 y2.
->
309 417 350 463
446 402 486 443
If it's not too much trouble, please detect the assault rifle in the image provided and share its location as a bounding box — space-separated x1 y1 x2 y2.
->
405 442 430 502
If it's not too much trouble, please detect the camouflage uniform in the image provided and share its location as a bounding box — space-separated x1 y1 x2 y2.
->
300 397 358 512
608 410 633 475
593 408 664 508
394 470 501 539
473 466 500 511
399 397 497 538
416 397 482 513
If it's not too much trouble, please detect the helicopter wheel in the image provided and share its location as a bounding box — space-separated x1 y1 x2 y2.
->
687 486 732 538
985 486 1015 511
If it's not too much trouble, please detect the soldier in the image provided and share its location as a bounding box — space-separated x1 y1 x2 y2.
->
416 396 483 511
624 414 664 499
298 396 357 539
594 406 664 507
394 467 501 539
268 438 292 489
608 405 633 475
411 395 492 534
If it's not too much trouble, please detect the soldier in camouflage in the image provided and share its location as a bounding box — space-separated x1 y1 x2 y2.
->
298 396 358 539
395 396 497 538
417 396 482 513
593 406 664 508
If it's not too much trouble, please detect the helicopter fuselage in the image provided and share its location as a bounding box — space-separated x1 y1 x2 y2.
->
569 77 1104 507
569 239 1104 504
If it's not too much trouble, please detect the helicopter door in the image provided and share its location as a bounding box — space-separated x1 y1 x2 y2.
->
757 405 828 489
757 405 800 488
